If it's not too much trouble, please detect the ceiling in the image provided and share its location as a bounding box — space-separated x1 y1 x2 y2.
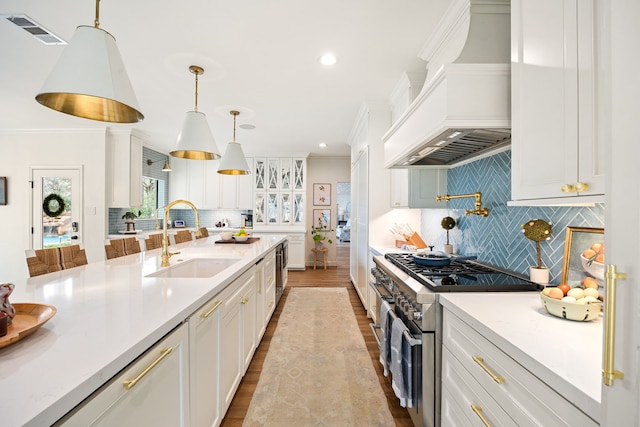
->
0 0 449 158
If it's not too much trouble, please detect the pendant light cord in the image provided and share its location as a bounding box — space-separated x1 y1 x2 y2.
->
194 72 199 112
233 112 237 142
94 0 100 28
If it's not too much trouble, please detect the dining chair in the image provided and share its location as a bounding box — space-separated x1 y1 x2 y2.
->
145 233 163 250
195 227 209 239
174 229 193 244
25 247 63 277
59 245 88 270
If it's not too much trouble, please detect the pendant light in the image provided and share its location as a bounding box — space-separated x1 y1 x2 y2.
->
218 110 250 175
35 0 143 123
170 65 221 160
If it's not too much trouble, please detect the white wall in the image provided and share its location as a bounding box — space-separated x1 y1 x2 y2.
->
306 156 351 266
0 130 107 281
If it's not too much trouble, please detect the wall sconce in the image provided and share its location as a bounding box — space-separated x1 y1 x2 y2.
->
147 159 171 172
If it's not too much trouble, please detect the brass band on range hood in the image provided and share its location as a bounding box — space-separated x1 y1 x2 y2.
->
603 264 626 386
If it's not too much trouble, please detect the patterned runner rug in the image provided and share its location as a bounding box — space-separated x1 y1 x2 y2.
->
243 287 395 426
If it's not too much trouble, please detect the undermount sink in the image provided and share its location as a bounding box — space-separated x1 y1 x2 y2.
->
146 258 240 279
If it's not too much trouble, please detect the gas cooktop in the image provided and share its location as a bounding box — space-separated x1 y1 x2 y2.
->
384 253 542 292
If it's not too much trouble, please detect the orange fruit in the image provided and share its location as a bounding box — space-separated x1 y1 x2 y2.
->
595 253 604 263
557 284 571 296
598 243 605 255
548 287 564 300
582 277 599 289
582 249 596 259
591 243 602 253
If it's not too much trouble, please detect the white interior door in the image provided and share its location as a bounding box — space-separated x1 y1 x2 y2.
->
31 167 83 249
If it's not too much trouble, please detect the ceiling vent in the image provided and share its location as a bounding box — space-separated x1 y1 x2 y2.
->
2 14 67 45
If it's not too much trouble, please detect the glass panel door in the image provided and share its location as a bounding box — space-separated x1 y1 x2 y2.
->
32 168 82 249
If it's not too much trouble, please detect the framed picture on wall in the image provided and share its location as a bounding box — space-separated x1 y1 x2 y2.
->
313 183 331 206
0 177 6 205
561 226 605 287
313 209 331 230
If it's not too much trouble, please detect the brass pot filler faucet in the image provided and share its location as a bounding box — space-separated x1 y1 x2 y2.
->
436 192 489 217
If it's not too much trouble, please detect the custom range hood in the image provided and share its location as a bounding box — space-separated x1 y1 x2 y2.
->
383 0 511 167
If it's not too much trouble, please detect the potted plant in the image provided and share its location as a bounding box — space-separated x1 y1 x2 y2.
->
441 216 456 254
311 214 334 249
521 219 552 284
122 209 142 232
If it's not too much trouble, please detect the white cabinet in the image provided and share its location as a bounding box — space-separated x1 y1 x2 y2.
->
253 157 306 225
106 132 143 208
390 169 409 207
256 250 276 341
170 158 254 209
510 0 604 205
189 295 223 427
58 324 190 427
219 267 256 413
442 309 598 426
390 168 448 208
287 232 305 270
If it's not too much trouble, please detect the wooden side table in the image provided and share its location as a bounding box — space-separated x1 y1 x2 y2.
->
311 247 328 270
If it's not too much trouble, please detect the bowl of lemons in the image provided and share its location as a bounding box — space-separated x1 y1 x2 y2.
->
233 229 250 242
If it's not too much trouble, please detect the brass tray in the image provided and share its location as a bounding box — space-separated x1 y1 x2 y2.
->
215 237 260 244
0 303 57 349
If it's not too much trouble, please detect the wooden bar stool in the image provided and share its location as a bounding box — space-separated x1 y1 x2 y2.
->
174 229 193 244
311 247 328 270
145 233 163 250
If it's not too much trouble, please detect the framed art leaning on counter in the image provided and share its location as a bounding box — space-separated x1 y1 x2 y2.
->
561 226 605 287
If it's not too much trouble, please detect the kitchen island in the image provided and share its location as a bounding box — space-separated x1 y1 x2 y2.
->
0 233 285 426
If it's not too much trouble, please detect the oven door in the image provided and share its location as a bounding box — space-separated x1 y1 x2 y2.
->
369 280 393 346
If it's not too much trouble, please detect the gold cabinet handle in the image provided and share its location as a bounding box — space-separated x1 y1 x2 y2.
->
268 301 274 309
471 404 492 427
241 297 249 304
472 356 505 384
201 300 223 319
123 347 173 390
603 264 626 386
561 184 576 193
574 182 589 192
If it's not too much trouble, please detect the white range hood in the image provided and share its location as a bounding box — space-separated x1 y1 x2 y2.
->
383 0 511 168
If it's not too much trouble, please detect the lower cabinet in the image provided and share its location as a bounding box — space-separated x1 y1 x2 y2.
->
189 295 224 427
256 250 276 341
287 233 305 270
442 309 598 427
57 323 190 427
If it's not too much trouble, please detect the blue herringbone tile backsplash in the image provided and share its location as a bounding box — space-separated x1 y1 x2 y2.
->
420 150 604 284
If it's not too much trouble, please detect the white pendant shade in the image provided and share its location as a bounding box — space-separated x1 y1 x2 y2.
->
218 141 250 175
35 26 143 123
171 111 221 160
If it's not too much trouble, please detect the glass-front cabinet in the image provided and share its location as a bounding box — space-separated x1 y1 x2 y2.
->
254 157 305 225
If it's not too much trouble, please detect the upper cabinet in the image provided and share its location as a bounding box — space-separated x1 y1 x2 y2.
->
390 168 448 209
169 158 253 210
253 157 305 225
106 131 143 208
510 0 604 205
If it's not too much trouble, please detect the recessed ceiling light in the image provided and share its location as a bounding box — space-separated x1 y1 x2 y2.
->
318 53 338 66
319 142 327 148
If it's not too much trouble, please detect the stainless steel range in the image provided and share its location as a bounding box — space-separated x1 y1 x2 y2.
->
370 253 541 427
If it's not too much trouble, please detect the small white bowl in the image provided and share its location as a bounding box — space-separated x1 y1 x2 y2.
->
233 235 249 242
540 292 602 321
220 231 233 241
580 253 604 280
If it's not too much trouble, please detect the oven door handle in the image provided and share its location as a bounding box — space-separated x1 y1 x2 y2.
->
387 308 422 346
369 281 394 302
369 323 382 347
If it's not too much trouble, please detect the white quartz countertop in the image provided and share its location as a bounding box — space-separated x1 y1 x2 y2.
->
0 233 286 427
439 292 603 422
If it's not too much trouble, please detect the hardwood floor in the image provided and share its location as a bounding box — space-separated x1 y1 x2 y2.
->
220 243 414 427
